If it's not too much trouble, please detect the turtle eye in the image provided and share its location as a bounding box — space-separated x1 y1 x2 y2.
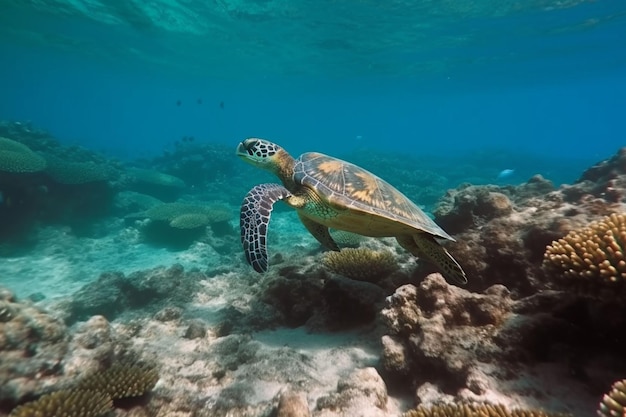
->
242 139 258 155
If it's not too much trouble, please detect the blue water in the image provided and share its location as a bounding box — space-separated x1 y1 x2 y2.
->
1 0 625 172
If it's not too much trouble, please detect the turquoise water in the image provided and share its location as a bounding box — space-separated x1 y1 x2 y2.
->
1 0 625 166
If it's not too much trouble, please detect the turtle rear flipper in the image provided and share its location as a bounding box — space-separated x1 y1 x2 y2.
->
413 234 467 285
397 234 467 285
240 183 293 273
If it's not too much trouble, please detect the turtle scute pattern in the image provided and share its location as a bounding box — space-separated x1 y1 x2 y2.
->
294 153 439 234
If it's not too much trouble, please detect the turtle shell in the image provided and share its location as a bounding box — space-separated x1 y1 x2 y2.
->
293 152 454 241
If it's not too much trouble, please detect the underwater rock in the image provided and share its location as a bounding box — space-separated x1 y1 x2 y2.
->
316 367 388 416
262 270 325 328
314 276 385 331
380 274 512 394
183 319 208 339
0 289 145 412
434 184 514 234
574 147 626 203
65 264 203 324
380 273 625 412
0 287 69 404
277 391 310 417
154 306 183 322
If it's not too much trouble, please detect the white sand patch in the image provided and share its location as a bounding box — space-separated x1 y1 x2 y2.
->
0 223 224 300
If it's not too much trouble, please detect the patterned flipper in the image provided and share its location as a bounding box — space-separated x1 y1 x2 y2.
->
240 183 293 272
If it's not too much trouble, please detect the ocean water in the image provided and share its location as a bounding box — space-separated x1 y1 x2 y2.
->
1 1 625 164
1 1 626 416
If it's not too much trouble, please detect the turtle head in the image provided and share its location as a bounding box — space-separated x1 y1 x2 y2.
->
236 138 292 176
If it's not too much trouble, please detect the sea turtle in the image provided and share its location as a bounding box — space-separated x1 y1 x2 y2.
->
236 138 467 285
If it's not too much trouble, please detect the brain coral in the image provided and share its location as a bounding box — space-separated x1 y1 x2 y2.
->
323 248 398 283
542 212 626 296
598 379 626 417
9 389 112 417
403 403 571 417
0 136 46 173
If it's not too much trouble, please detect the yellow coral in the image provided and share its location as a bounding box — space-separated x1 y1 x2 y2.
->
9 389 112 417
542 213 626 295
323 247 398 283
80 362 159 399
403 403 571 417
598 379 626 417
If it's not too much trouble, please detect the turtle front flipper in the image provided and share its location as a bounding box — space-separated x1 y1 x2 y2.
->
298 213 340 251
240 183 293 273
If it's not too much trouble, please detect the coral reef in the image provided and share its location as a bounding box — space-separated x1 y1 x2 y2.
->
43 154 115 185
126 201 234 247
0 137 46 174
542 212 626 297
432 155 626 295
323 248 399 284
0 287 69 404
598 379 626 417
380 273 625 414
380 274 511 391
152 141 235 187
403 403 571 417
8 389 112 417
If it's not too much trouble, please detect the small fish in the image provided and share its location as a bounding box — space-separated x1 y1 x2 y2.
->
220 101 224 109
497 169 515 179
176 99 182 106
197 98 203 105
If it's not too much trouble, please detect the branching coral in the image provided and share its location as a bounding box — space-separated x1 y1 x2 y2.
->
598 379 626 417
323 247 398 283
80 362 159 399
9 389 112 417
542 213 626 296
8 361 158 416
403 403 571 417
